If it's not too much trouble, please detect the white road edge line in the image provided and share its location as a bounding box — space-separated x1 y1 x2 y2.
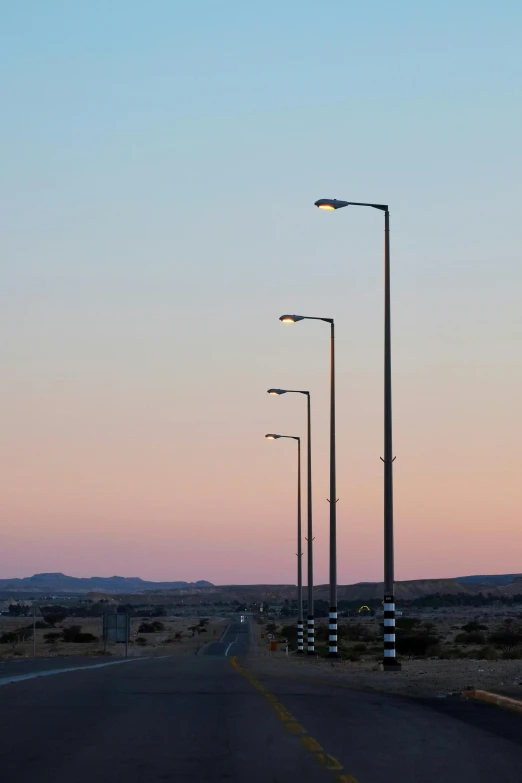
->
0 657 149 687
225 634 239 657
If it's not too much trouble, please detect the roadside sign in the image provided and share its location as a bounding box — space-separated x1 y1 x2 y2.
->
103 612 130 643
267 633 274 640
131 630 138 638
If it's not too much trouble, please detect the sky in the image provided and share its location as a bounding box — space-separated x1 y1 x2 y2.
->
1 1 521 585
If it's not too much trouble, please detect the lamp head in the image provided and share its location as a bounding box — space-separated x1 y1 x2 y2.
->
265 434 280 440
267 388 287 396
314 198 349 210
279 314 305 323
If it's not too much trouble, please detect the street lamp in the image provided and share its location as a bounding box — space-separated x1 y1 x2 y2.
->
279 314 338 658
265 433 303 653
315 196 400 671
267 388 314 655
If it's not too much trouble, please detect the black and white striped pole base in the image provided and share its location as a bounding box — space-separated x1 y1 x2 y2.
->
307 616 315 655
297 621 304 653
383 594 401 670
328 606 338 657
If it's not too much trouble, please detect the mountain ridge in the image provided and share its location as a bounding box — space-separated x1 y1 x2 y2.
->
0 571 520 596
0 573 213 594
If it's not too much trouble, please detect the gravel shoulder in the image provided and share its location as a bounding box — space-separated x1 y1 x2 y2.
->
247 651 522 698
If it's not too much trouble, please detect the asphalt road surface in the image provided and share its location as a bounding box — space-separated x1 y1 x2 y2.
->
200 615 251 657
1 618 522 782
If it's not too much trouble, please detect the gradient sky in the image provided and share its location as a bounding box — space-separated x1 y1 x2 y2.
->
1 1 521 585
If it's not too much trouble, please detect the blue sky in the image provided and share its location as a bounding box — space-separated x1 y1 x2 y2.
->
1 1 521 582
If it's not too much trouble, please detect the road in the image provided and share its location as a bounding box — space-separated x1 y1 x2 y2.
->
199 614 250 657
1 618 522 782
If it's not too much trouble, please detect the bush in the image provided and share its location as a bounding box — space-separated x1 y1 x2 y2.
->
138 621 165 633
279 625 298 645
439 647 469 660
488 630 522 653
454 632 486 645
476 645 498 661
342 650 361 662
44 632 62 644
395 633 439 658
501 648 522 660
43 612 68 627
395 617 421 631
135 636 148 646
353 643 368 653
462 621 488 633
314 626 329 643
344 623 373 642
187 624 207 636
0 632 16 644
0 626 33 644
1 632 22 644
35 621 50 629
8 604 31 617
61 625 98 643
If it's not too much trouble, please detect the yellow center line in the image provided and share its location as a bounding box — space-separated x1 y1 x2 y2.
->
230 656 361 782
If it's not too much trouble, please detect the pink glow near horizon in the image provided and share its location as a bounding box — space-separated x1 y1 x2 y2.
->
2 331 521 583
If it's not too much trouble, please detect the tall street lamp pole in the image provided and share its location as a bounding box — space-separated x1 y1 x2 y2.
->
315 197 400 671
267 388 314 654
265 433 303 652
279 314 338 657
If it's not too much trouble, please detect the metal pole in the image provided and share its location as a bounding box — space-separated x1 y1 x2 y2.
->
296 437 303 652
306 393 315 654
33 605 36 659
328 321 338 657
383 209 400 669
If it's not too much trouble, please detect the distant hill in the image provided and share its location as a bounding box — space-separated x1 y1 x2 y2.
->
456 574 522 586
104 576 522 607
0 573 213 594
2 571 521 598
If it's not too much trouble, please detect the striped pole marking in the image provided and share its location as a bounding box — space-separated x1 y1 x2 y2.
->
307 616 315 654
297 621 304 653
328 606 338 657
383 594 397 665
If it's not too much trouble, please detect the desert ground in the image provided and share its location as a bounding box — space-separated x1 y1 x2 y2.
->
0 614 228 660
251 605 522 697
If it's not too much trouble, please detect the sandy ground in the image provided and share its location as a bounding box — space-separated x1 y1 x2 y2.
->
249 613 522 698
0 615 228 660
247 653 522 698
